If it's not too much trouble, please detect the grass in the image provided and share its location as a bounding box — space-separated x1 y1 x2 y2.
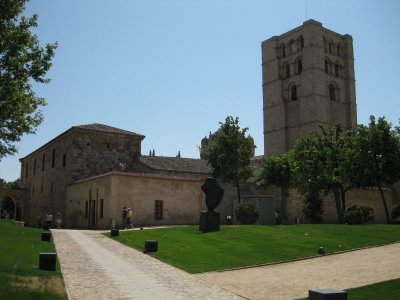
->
108 224 400 273
0 219 68 300
346 278 400 300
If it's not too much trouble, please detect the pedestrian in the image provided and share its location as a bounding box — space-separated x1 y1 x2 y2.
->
122 206 128 229
55 212 62 229
275 210 280 225
45 212 53 228
127 208 134 229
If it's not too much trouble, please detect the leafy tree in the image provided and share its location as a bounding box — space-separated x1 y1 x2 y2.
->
205 116 255 203
0 0 57 159
256 151 294 224
292 124 357 224
353 116 400 223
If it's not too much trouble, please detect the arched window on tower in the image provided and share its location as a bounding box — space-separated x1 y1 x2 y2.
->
284 62 290 78
298 36 304 50
325 59 330 74
337 44 342 57
329 40 334 54
296 57 302 74
335 63 340 77
329 83 337 101
290 84 297 101
281 43 286 58
289 40 295 54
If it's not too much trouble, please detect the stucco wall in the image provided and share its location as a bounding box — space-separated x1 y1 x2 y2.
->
66 172 205 229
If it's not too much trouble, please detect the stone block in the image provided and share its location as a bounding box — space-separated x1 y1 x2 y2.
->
42 224 50 231
39 253 57 271
41 232 51 242
144 240 158 253
199 211 220 233
111 229 119 237
309 288 347 300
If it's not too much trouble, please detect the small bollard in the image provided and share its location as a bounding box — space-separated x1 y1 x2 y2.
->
318 246 325 255
309 288 347 300
41 232 51 242
111 229 119 237
144 240 158 253
39 253 57 271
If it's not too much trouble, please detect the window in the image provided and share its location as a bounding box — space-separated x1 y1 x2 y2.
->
296 58 302 74
100 199 104 219
25 163 28 178
154 200 163 220
62 154 67 167
284 62 290 78
34 159 37 175
52 149 55 168
290 84 297 101
335 63 340 77
281 44 286 58
329 41 334 54
329 84 337 101
298 36 304 50
337 44 342 57
42 154 45 171
323 38 327 53
325 59 329 74
289 40 295 54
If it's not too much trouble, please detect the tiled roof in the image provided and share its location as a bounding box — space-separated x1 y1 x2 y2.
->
139 156 210 174
73 123 144 138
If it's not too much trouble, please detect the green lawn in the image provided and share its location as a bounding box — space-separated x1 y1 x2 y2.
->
108 224 400 273
346 278 400 300
0 219 68 300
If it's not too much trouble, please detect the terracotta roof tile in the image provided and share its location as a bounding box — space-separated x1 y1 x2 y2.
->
73 123 144 138
139 156 209 174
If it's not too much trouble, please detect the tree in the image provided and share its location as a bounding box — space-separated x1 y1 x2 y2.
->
0 0 57 160
205 116 255 203
292 124 357 224
256 151 294 224
353 116 400 223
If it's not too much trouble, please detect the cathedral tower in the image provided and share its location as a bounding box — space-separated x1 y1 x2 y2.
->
262 19 357 154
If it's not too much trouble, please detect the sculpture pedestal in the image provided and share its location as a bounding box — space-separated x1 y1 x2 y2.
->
199 211 220 233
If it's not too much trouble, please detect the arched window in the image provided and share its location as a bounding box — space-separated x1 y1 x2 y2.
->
284 62 290 78
290 84 297 101
329 40 334 54
296 58 302 74
298 36 304 50
325 59 329 74
329 84 337 101
281 43 286 58
289 40 295 54
337 44 342 57
335 63 340 77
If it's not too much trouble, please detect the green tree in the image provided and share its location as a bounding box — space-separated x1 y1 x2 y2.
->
353 116 400 223
0 0 57 159
205 116 255 203
292 124 357 224
256 151 294 224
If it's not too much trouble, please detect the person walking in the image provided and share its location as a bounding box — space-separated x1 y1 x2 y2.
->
127 208 134 229
55 212 62 229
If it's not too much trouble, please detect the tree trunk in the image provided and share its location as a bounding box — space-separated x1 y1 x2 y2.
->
341 187 346 212
281 186 288 224
235 178 241 203
333 187 344 224
377 181 391 224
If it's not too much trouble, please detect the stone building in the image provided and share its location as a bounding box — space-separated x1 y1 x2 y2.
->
262 19 357 153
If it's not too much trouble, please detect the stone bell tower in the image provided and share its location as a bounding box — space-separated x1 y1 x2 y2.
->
262 19 357 154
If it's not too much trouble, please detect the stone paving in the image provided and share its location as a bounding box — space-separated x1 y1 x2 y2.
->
52 229 244 300
53 229 400 300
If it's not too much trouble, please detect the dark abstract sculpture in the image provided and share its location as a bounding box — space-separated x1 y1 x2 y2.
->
199 177 224 233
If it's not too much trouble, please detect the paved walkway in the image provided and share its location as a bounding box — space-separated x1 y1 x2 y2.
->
52 229 400 300
52 230 244 300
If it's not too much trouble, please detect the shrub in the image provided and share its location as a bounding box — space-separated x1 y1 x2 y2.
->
344 205 374 225
235 203 259 224
392 202 400 224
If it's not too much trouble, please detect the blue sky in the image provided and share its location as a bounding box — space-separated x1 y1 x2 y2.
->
1 0 399 182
